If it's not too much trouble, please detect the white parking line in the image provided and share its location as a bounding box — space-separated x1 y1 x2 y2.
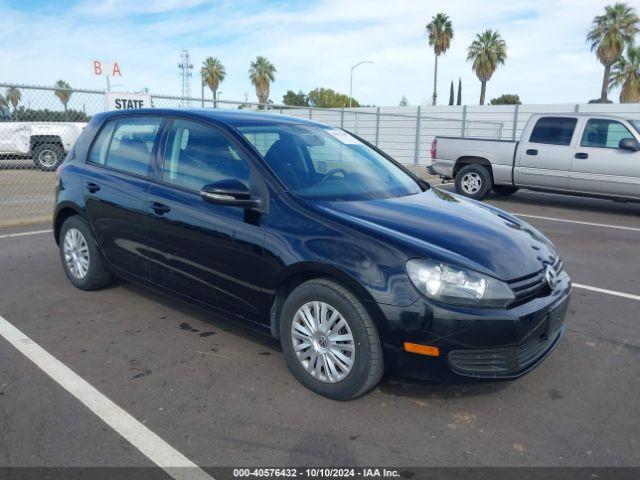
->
573 283 640 302
0 229 52 239
0 314 214 480
512 213 640 232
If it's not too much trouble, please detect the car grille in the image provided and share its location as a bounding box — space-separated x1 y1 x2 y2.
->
507 256 563 308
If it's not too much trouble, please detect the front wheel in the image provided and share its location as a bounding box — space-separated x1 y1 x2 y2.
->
33 143 65 171
455 164 492 200
279 279 383 400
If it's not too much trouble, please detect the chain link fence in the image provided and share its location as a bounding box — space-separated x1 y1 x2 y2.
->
0 83 503 227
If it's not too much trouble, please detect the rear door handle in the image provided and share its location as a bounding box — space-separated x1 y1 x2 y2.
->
85 182 101 193
149 202 171 215
575 152 589 159
526 149 538 156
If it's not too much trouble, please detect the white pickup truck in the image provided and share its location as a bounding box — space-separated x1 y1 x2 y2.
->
431 113 640 202
0 119 86 171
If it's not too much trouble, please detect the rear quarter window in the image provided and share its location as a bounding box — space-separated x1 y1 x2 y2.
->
88 121 116 165
529 117 577 146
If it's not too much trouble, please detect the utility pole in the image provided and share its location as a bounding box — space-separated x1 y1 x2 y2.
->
177 49 193 107
349 60 373 109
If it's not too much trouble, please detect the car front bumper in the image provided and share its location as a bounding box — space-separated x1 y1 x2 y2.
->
376 271 571 381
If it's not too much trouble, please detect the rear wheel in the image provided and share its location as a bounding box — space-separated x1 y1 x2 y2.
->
59 216 111 290
455 164 492 200
279 279 383 400
492 185 520 196
33 142 65 171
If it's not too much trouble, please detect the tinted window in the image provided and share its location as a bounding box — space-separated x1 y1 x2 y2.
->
529 117 577 146
238 124 420 201
163 119 250 191
105 117 162 176
581 119 635 149
89 121 116 165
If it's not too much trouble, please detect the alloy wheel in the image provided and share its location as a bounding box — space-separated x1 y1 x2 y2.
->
290 301 355 383
63 228 90 279
461 172 482 194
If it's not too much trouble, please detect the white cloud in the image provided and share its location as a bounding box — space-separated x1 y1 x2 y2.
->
0 0 629 106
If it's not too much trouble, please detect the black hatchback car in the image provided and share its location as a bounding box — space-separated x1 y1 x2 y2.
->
54 109 571 400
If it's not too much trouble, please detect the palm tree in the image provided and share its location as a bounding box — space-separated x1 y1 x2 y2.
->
54 80 72 120
201 57 226 108
249 56 276 106
610 46 640 102
587 3 639 103
5 87 21 111
425 13 454 106
467 30 507 105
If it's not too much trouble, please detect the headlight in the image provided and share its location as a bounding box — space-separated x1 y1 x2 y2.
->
406 259 515 308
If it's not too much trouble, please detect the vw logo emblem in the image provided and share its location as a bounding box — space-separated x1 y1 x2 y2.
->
545 265 558 290
317 335 329 349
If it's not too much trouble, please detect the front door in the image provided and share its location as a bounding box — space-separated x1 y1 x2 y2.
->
146 118 270 322
514 116 577 190
570 118 640 198
83 116 163 279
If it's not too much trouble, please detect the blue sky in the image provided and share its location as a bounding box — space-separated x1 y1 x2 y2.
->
0 0 632 106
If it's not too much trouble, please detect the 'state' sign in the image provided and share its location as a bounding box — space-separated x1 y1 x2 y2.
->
105 92 152 111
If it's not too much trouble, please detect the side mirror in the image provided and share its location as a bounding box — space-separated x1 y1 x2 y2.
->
200 179 261 208
618 138 640 151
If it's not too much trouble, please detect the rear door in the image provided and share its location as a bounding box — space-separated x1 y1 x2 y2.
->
514 116 577 190
83 115 163 279
570 118 640 198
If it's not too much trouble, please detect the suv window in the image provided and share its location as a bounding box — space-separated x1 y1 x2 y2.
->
581 119 635 149
104 117 162 176
529 117 577 146
163 119 250 191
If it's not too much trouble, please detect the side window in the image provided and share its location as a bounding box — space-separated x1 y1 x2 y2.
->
104 117 162 176
581 119 635 149
88 121 116 165
163 119 250 191
242 131 280 156
529 117 577 146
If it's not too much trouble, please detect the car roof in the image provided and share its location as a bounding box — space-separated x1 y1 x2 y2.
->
93 108 328 128
531 112 636 122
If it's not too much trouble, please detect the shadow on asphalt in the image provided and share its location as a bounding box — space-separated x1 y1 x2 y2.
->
378 377 510 399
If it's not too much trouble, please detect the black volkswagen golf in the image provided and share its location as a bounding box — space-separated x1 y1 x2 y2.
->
54 109 571 400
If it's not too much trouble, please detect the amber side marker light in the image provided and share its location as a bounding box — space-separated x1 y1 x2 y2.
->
404 342 440 357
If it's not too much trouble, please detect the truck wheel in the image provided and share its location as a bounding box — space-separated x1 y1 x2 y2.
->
492 185 520 197
455 164 492 200
33 143 65 171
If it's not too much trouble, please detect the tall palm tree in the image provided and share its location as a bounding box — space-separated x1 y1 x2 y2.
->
467 30 507 105
201 57 226 107
5 87 21 111
587 3 639 102
54 80 72 120
249 56 276 106
610 46 640 102
425 13 454 106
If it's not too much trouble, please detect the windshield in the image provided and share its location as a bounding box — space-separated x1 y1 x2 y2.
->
629 120 640 135
237 124 421 201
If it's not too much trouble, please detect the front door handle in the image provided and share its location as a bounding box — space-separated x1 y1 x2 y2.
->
526 149 538 156
575 152 589 159
149 202 171 215
85 182 101 193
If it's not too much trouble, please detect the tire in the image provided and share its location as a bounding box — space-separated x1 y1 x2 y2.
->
279 279 383 400
33 142 65 171
59 216 111 291
455 164 492 200
492 185 520 197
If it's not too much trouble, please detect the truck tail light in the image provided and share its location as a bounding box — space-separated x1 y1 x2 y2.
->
430 138 437 159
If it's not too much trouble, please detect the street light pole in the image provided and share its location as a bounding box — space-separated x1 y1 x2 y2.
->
349 60 373 109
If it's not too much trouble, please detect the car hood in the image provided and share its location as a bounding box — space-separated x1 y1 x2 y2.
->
315 188 556 281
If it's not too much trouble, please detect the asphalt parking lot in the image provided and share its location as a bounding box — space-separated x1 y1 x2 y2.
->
0 181 639 473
